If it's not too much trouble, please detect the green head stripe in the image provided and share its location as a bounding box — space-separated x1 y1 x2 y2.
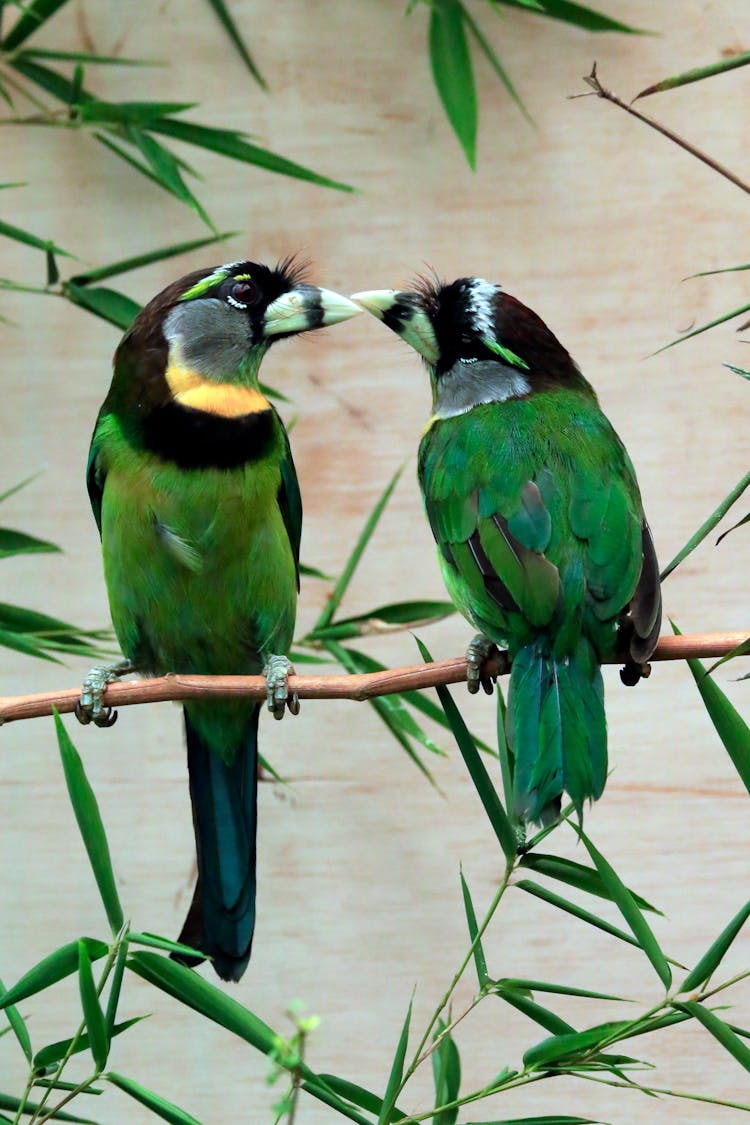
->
180 267 231 302
484 336 529 371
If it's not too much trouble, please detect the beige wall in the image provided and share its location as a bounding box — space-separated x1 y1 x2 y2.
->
1 1 748 1121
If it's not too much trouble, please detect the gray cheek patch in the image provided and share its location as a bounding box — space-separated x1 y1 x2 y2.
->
163 300 253 377
435 359 531 417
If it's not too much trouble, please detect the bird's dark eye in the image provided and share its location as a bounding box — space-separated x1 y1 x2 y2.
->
227 279 258 309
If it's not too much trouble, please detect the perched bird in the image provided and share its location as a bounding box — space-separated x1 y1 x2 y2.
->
81 259 360 979
354 277 661 824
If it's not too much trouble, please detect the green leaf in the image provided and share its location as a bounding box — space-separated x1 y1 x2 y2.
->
0 602 110 661
2 0 72 50
299 561 332 581
76 99 195 125
580 832 670 990
432 1017 461 1125
679 638 750 795
18 47 161 65
54 711 124 934
716 510 750 545
660 469 750 579
0 1093 99 1123
106 1073 202 1125
315 1074 407 1121
205 0 266 88
418 638 516 858
309 599 456 640
314 465 403 630
462 1118 600 1125
126 931 206 959
706 635 750 676
496 684 516 825
150 117 355 193
0 472 42 505
680 896 750 993
723 361 750 380
635 50 750 99
62 282 140 330
497 0 643 32
0 527 60 557
0 974 32 1061
0 938 108 1008
654 300 750 355
518 853 662 914
496 988 575 1037
104 942 128 1034
77 942 109 1071
378 996 412 1125
496 978 630 1002
523 1019 632 1068
461 3 532 123
429 0 477 168
70 232 236 286
516 879 642 950
34 1018 144 1071
460 868 489 986
125 128 214 228
9 55 93 103
0 218 73 258
677 1000 750 1073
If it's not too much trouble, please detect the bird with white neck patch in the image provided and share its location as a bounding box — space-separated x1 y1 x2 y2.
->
354 276 661 825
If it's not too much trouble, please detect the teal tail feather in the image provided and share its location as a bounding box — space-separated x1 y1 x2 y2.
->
175 707 259 981
508 637 606 824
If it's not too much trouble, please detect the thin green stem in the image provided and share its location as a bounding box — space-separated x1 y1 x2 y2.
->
697 967 750 1003
413 992 483 1068
578 1071 750 1113
12 1074 34 1125
401 1070 548 1123
398 857 515 1096
35 1077 98 1125
0 68 49 112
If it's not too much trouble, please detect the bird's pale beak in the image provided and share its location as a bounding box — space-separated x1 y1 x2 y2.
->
264 286 361 338
352 289 439 366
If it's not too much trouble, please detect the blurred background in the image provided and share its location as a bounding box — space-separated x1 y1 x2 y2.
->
1 1 748 1121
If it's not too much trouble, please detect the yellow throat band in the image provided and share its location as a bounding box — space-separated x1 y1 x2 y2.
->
165 364 270 418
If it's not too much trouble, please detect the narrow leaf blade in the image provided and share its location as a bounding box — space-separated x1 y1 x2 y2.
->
429 0 477 168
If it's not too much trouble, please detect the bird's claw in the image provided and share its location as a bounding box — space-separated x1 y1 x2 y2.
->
263 654 299 721
620 660 652 687
466 634 498 696
75 660 133 728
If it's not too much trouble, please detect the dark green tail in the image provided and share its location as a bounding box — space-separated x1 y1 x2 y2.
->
177 707 259 981
507 637 606 824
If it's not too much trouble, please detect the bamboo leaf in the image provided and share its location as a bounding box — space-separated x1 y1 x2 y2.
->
676 624 750 795
716 511 750 545
496 978 630 1002
0 1093 99 1123
516 879 642 950
660 470 750 579
308 599 456 640
18 47 162 65
106 1073 203 1125
126 931 206 959
205 0 266 88
70 232 236 286
496 988 575 1037
149 117 355 192
495 0 643 32
315 1074 408 1121
429 0 477 168
76 99 195 125
0 527 60 557
62 282 140 330
54 711 124 934
432 1017 461 1125
315 465 403 629
32 1018 154 1071
462 1118 600 1125
0 975 32 1061
77 942 109 1071
418 638 517 858
635 51 750 99
2 0 72 50
0 938 108 1008
125 128 214 228
523 1020 632 1068
9 55 93 103
378 996 412 1125
0 218 73 257
461 3 531 123
460 868 489 986
677 1000 750 1073
104 942 128 1035
680 897 750 993
706 635 750 676
654 301 750 355
723 362 750 380
580 833 670 989
519 853 662 914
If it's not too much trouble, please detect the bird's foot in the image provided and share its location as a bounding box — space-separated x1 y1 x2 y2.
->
466 634 499 695
263 654 300 721
620 660 652 687
75 659 135 727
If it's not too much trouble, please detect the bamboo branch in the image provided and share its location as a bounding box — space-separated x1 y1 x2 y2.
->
0 632 746 727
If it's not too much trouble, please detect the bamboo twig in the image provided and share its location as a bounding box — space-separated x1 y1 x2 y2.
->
0 632 746 727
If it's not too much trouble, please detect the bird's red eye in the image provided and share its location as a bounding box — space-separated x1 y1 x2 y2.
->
228 279 257 308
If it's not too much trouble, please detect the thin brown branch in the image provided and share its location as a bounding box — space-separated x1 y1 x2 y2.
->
0 632 746 727
580 62 750 197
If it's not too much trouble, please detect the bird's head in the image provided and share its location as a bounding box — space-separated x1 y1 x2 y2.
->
120 257 360 382
353 276 588 416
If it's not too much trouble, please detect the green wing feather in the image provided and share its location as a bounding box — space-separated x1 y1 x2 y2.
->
276 420 302 590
